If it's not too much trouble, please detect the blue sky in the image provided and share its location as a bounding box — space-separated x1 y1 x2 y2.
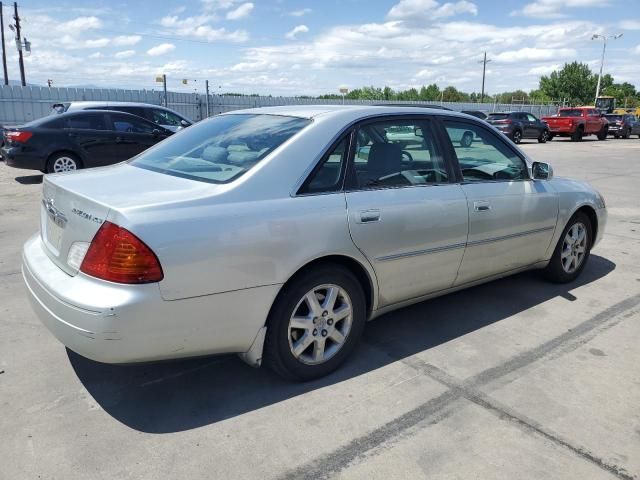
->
6 0 640 96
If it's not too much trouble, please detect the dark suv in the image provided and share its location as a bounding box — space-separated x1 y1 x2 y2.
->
604 114 640 139
486 111 550 144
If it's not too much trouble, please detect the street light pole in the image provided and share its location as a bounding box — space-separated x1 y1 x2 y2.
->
591 33 622 104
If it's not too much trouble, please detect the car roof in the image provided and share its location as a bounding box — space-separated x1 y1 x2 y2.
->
67 101 169 108
221 104 477 121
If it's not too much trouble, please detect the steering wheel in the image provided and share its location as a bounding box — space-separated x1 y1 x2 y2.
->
401 150 413 162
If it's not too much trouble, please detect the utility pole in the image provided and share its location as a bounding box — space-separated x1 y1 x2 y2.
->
0 2 8 85
591 33 623 104
205 79 210 118
478 51 491 103
13 2 25 86
162 74 167 107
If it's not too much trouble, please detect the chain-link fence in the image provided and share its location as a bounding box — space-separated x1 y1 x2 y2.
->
0 85 559 125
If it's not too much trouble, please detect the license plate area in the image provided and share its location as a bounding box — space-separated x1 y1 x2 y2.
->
42 205 64 254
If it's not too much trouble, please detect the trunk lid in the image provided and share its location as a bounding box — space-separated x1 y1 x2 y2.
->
40 163 222 275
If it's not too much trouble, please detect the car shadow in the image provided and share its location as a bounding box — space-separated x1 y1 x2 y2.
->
15 174 43 184
68 254 615 433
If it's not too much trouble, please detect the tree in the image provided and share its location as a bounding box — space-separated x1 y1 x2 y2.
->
539 62 599 105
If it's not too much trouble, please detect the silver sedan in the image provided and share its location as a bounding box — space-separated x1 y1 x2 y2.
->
22 106 607 380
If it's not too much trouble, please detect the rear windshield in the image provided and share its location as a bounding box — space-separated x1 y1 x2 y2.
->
131 114 310 184
487 113 509 120
558 109 584 117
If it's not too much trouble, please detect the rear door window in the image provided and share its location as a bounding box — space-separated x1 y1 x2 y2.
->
109 113 156 134
67 113 108 130
348 118 448 189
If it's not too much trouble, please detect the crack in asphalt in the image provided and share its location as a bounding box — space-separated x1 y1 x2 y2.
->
279 293 640 480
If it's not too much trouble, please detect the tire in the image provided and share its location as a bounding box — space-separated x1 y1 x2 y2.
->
263 264 366 381
46 152 81 174
547 134 554 141
543 212 592 283
571 126 584 142
511 130 522 144
597 126 608 141
460 131 474 148
614 134 619 139
538 129 549 143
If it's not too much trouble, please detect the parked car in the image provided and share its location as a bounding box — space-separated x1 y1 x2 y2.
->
542 107 608 141
486 111 550 144
51 101 192 132
22 105 607 381
461 110 488 120
3 110 172 173
604 113 640 139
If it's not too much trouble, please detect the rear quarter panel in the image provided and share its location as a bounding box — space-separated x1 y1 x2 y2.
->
111 193 377 303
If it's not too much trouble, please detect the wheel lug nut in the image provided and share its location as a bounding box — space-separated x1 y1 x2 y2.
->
322 311 328 317
313 329 318 336
327 319 333 325
321 329 328 337
312 317 318 324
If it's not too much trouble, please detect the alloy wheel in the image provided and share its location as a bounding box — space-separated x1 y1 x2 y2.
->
288 284 353 365
513 131 522 143
561 222 587 274
52 156 78 173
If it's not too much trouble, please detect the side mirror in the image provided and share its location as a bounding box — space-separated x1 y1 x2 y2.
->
532 161 553 180
180 119 190 128
414 126 424 137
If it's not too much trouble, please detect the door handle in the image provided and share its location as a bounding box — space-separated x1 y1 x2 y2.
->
474 201 491 212
115 136 123 143
359 209 381 223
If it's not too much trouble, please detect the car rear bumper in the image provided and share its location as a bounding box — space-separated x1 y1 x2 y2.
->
2 146 45 170
22 234 280 364
548 127 574 134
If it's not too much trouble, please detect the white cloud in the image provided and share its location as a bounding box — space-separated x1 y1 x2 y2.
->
387 0 477 21
114 50 136 59
112 35 142 46
493 47 576 63
620 20 640 30
226 2 254 20
512 0 609 18
147 43 176 56
285 25 309 40
59 16 102 31
289 8 312 17
84 38 110 48
160 14 249 42
528 64 560 75
635 45 640 55
88 52 102 59
414 69 435 79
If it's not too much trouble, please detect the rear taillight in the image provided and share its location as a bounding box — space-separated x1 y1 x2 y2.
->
494 119 512 124
5 131 33 143
80 221 163 284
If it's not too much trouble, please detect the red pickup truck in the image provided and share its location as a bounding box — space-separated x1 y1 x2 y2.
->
542 107 609 141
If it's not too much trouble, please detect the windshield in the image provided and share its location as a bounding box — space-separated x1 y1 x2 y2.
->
487 113 509 120
131 114 311 183
605 115 622 121
558 109 584 117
